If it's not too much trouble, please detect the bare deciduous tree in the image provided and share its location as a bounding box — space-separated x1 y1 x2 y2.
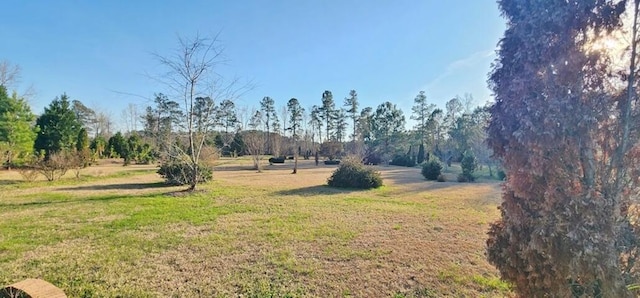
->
0 60 36 100
154 34 248 190
0 60 21 88
121 103 139 133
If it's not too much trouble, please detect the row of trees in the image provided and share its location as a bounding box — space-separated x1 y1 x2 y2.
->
0 62 490 185
138 88 490 168
0 70 156 181
1 33 492 189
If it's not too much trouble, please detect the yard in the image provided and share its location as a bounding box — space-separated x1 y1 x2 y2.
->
0 158 509 297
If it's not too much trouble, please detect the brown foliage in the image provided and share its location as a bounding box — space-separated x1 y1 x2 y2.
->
486 0 635 297
39 153 69 181
16 166 39 182
244 131 264 172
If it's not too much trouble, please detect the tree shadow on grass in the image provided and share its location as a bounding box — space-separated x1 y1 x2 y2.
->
0 180 22 186
213 165 257 172
273 185 363 197
0 192 162 207
57 181 170 191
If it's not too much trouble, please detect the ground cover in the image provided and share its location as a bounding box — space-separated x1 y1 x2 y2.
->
0 159 510 297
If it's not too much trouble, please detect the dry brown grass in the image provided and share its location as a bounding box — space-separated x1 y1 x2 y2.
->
0 158 509 297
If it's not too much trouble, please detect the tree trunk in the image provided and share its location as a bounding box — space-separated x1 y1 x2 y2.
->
293 149 298 174
189 164 198 191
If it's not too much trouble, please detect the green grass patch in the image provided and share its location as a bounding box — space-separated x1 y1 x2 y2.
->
472 275 512 292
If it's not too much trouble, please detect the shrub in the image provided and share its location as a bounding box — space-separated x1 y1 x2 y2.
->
437 174 446 182
17 165 40 182
390 154 416 167
497 169 506 181
417 144 425 164
37 151 74 181
157 162 212 186
421 159 442 180
457 173 469 182
327 160 382 189
459 150 477 182
268 157 285 164
68 150 88 179
363 152 382 165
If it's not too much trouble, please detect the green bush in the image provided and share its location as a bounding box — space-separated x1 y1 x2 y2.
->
327 160 382 189
421 159 442 180
459 150 477 182
437 174 446 182
497 169 506 181
363 152 382 165
457 173 470 182
157 162 212 186
390 154 416 167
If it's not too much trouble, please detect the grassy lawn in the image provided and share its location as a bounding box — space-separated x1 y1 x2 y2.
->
0 159 510 297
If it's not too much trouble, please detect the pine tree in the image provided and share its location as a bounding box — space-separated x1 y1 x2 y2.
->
344 90 359 143
287 98 304 174
411 91 435 147
320 90 335 141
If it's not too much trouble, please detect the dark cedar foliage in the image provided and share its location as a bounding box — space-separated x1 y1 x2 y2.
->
327 160 382 189
486 0 639 297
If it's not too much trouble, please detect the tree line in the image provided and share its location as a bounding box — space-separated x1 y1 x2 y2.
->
0 33 495 191
0 60 491 182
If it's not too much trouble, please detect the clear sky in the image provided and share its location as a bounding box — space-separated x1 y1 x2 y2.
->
2 0 505 129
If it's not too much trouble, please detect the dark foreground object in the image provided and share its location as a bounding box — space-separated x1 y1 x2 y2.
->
269 157 285 164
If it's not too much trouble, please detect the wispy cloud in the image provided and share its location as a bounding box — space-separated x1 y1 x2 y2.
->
399 49 496 122
423 49 495 92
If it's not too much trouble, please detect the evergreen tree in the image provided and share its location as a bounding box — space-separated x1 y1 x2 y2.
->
411 91 436 147
0 85 37 167
287 98 304 174
372 101 405 157
90 135 107 159
486 0 632 296
76 128 90 152
309 105 323 143
335 108 348 143
344 90 359 143
34 93 82 158
417 143 425 164
124 134 143 165
320 90 335 140
218 99 238 133
107 132 127 158
230 132 245 156
193 96 216 133
260 96 277 153
76 128 91 166
359 107 374 143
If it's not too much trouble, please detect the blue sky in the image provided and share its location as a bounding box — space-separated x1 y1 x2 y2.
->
2 0 505 129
